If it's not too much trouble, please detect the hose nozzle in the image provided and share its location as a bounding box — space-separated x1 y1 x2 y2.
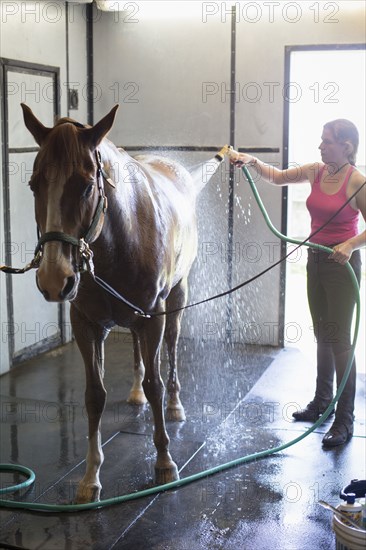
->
214 145 242 164
214 145 231 162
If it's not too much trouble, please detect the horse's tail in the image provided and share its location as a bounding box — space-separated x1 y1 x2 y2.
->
189 145 230 194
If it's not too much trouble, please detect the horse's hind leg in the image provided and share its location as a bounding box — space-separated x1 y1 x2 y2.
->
164 278 187 422
127 330 147 405
71 305 108 504
139 312 179 485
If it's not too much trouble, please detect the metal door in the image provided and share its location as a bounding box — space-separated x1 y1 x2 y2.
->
1 59 65 364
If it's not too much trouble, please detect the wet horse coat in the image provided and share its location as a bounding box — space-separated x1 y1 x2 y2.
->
21 104 220 503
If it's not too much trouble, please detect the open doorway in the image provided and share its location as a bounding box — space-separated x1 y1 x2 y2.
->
284 45 366 372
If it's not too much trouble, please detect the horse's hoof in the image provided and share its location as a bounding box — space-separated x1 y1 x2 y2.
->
75 483 101 504
155 462 179 485
127 390 147 405
166 406 186 422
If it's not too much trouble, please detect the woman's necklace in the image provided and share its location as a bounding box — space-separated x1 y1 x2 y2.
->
329 162 349 176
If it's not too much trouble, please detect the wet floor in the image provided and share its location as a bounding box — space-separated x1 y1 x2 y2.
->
0 335 365 549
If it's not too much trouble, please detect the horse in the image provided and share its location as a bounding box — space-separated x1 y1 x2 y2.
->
21 103 225 504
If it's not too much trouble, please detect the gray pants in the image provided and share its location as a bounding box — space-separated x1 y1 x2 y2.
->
306 248 361 427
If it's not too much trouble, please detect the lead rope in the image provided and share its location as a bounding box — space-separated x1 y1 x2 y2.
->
0 254 41 275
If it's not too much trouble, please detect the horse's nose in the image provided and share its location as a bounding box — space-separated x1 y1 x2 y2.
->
37 264 78 302
59 275 77 300
37 273 77 302
36 242 78 301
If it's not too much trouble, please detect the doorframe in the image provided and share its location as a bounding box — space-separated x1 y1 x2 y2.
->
0 58 62 364
282 43 366 346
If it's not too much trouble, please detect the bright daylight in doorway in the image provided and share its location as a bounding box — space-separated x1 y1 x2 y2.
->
286 48 366 372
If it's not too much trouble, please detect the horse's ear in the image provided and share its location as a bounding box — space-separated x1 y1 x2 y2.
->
84 105 119 148
21 103 52 146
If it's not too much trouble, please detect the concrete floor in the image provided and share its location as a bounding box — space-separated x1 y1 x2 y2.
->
0 335 365 550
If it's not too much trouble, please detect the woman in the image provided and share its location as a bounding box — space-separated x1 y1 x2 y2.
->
231 119 366 447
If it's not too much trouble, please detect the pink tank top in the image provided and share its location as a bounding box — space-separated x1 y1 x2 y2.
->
306 165 359 245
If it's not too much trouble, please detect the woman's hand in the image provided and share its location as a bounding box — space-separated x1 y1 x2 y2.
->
229 149 257 167
330 242 354 264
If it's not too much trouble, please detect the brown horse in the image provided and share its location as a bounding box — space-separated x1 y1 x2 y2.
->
21 103 225 503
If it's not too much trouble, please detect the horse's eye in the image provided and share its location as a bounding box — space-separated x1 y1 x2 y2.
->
83 184 94 199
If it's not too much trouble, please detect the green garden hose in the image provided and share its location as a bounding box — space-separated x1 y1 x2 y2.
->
0 164 360 512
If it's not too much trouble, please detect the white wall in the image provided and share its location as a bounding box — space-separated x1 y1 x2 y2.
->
93 5 233 344
67 1 89 123
0 1 88 373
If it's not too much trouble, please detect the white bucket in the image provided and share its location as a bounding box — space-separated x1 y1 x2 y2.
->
332 512 366 550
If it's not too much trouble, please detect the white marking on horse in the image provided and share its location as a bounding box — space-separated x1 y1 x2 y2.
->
38 171 74 296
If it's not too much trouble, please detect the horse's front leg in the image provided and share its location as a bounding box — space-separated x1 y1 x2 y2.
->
71 305 108 504
139 314 179 485
127 330 147 405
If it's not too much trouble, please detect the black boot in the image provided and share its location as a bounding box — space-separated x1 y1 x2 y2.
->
322 421 354 447
292 399 334 422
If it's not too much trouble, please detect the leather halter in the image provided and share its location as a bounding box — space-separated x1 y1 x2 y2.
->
34 149 108 274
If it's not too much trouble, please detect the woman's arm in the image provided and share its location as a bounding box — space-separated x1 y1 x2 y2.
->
230 151 318 186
